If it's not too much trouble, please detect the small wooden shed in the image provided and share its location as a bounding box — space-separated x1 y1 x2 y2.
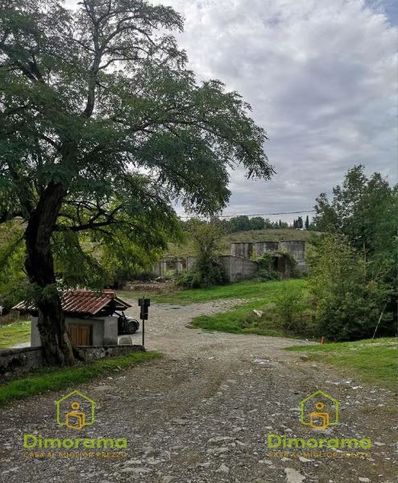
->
13 290 131 347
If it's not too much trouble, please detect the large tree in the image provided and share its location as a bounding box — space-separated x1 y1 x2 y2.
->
0 0 272 365
313 165 398 279
311 166 398 337
313 165 397 254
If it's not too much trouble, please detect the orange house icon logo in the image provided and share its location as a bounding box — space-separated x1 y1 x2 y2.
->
55 390 96 430
299 390 340 430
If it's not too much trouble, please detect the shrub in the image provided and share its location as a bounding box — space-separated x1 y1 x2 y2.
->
307 235 391 341
177 259 226 288
273 286 311 334
255 253 279 280
255 251 299 280
178 220 227 288
275 290 303 330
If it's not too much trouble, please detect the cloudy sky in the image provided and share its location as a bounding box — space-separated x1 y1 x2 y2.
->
67 0 398 221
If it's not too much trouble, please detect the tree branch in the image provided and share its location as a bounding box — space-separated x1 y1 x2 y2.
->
55 204 124 232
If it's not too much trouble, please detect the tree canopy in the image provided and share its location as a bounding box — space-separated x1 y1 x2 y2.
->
314 165 397 254
0 0 272 364
0 0 272 226
309 165 397 340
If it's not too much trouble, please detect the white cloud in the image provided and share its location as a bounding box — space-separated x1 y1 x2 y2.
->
157 0 398 217
65 0 397 219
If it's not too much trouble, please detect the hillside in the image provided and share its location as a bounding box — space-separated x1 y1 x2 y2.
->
167 228 318 257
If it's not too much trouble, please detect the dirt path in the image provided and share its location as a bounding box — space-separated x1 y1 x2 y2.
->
0 300 397 482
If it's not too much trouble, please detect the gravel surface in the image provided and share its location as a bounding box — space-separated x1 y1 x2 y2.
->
0 300 397 482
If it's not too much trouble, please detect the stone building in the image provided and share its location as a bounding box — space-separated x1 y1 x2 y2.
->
152 240 306 283
230 240 306 271
153 254 258 283
13 290 131 347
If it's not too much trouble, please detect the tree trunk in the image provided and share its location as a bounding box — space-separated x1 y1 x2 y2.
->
24 182 74 366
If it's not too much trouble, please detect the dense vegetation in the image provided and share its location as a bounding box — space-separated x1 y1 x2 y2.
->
0 0 271 365
163 165 397 344
310 165 397 340
179 214 314 234
167 227 314 258
177 219 227 288
0 221 27 312
213 215 289 232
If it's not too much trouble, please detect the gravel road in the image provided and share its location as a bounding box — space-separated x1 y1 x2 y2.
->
0 300 397 482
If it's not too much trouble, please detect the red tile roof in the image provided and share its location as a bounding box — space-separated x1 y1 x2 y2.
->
12 290 131 316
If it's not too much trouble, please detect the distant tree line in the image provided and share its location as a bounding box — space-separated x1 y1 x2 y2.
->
181 215 314 233
292 215 312 229
220 216 288 232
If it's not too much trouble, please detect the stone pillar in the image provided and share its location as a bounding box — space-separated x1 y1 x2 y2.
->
31 317 41 347
103 316 119 345
187 256 197 270
160 260 167 276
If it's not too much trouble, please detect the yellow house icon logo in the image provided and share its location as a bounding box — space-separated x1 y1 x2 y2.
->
300 390 340 430
55 390 96 430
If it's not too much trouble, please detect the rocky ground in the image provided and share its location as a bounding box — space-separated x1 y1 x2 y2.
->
0 300 397 482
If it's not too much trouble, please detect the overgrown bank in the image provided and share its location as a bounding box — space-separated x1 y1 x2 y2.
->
0 351 161 407
287 338 398 388
185 279 312 338
0 320 31 349
155 278 298 304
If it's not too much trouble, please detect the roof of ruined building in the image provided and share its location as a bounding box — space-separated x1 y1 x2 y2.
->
12 290 131 316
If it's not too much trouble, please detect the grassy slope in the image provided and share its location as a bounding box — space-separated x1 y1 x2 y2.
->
0 351 161 406
156 279 397 388
154 278 301 304
167 228 316 257
287 338 398 388
0 321 31 349
156 278 307 337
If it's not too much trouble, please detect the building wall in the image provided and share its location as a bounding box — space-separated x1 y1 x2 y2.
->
153 257 188 277
279 241 306 269
31 315 119 347
152 240 306 284
102 316 119 345
230 240 306 270
0 345 144 379
154 255 257 283
220 256 258 282
253 241 279 257
230 243 253 259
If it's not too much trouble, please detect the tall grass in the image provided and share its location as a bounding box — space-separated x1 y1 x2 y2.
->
0 351 161 406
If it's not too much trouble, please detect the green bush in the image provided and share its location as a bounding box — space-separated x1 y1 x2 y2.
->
177 259 226 288
254 251 299 280
255 253 279 280
274 288 305 330
308 235 391 341
178 220 227 288
270 285 316 336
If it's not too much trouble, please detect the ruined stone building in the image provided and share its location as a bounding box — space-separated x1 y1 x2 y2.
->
153 240 306 282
